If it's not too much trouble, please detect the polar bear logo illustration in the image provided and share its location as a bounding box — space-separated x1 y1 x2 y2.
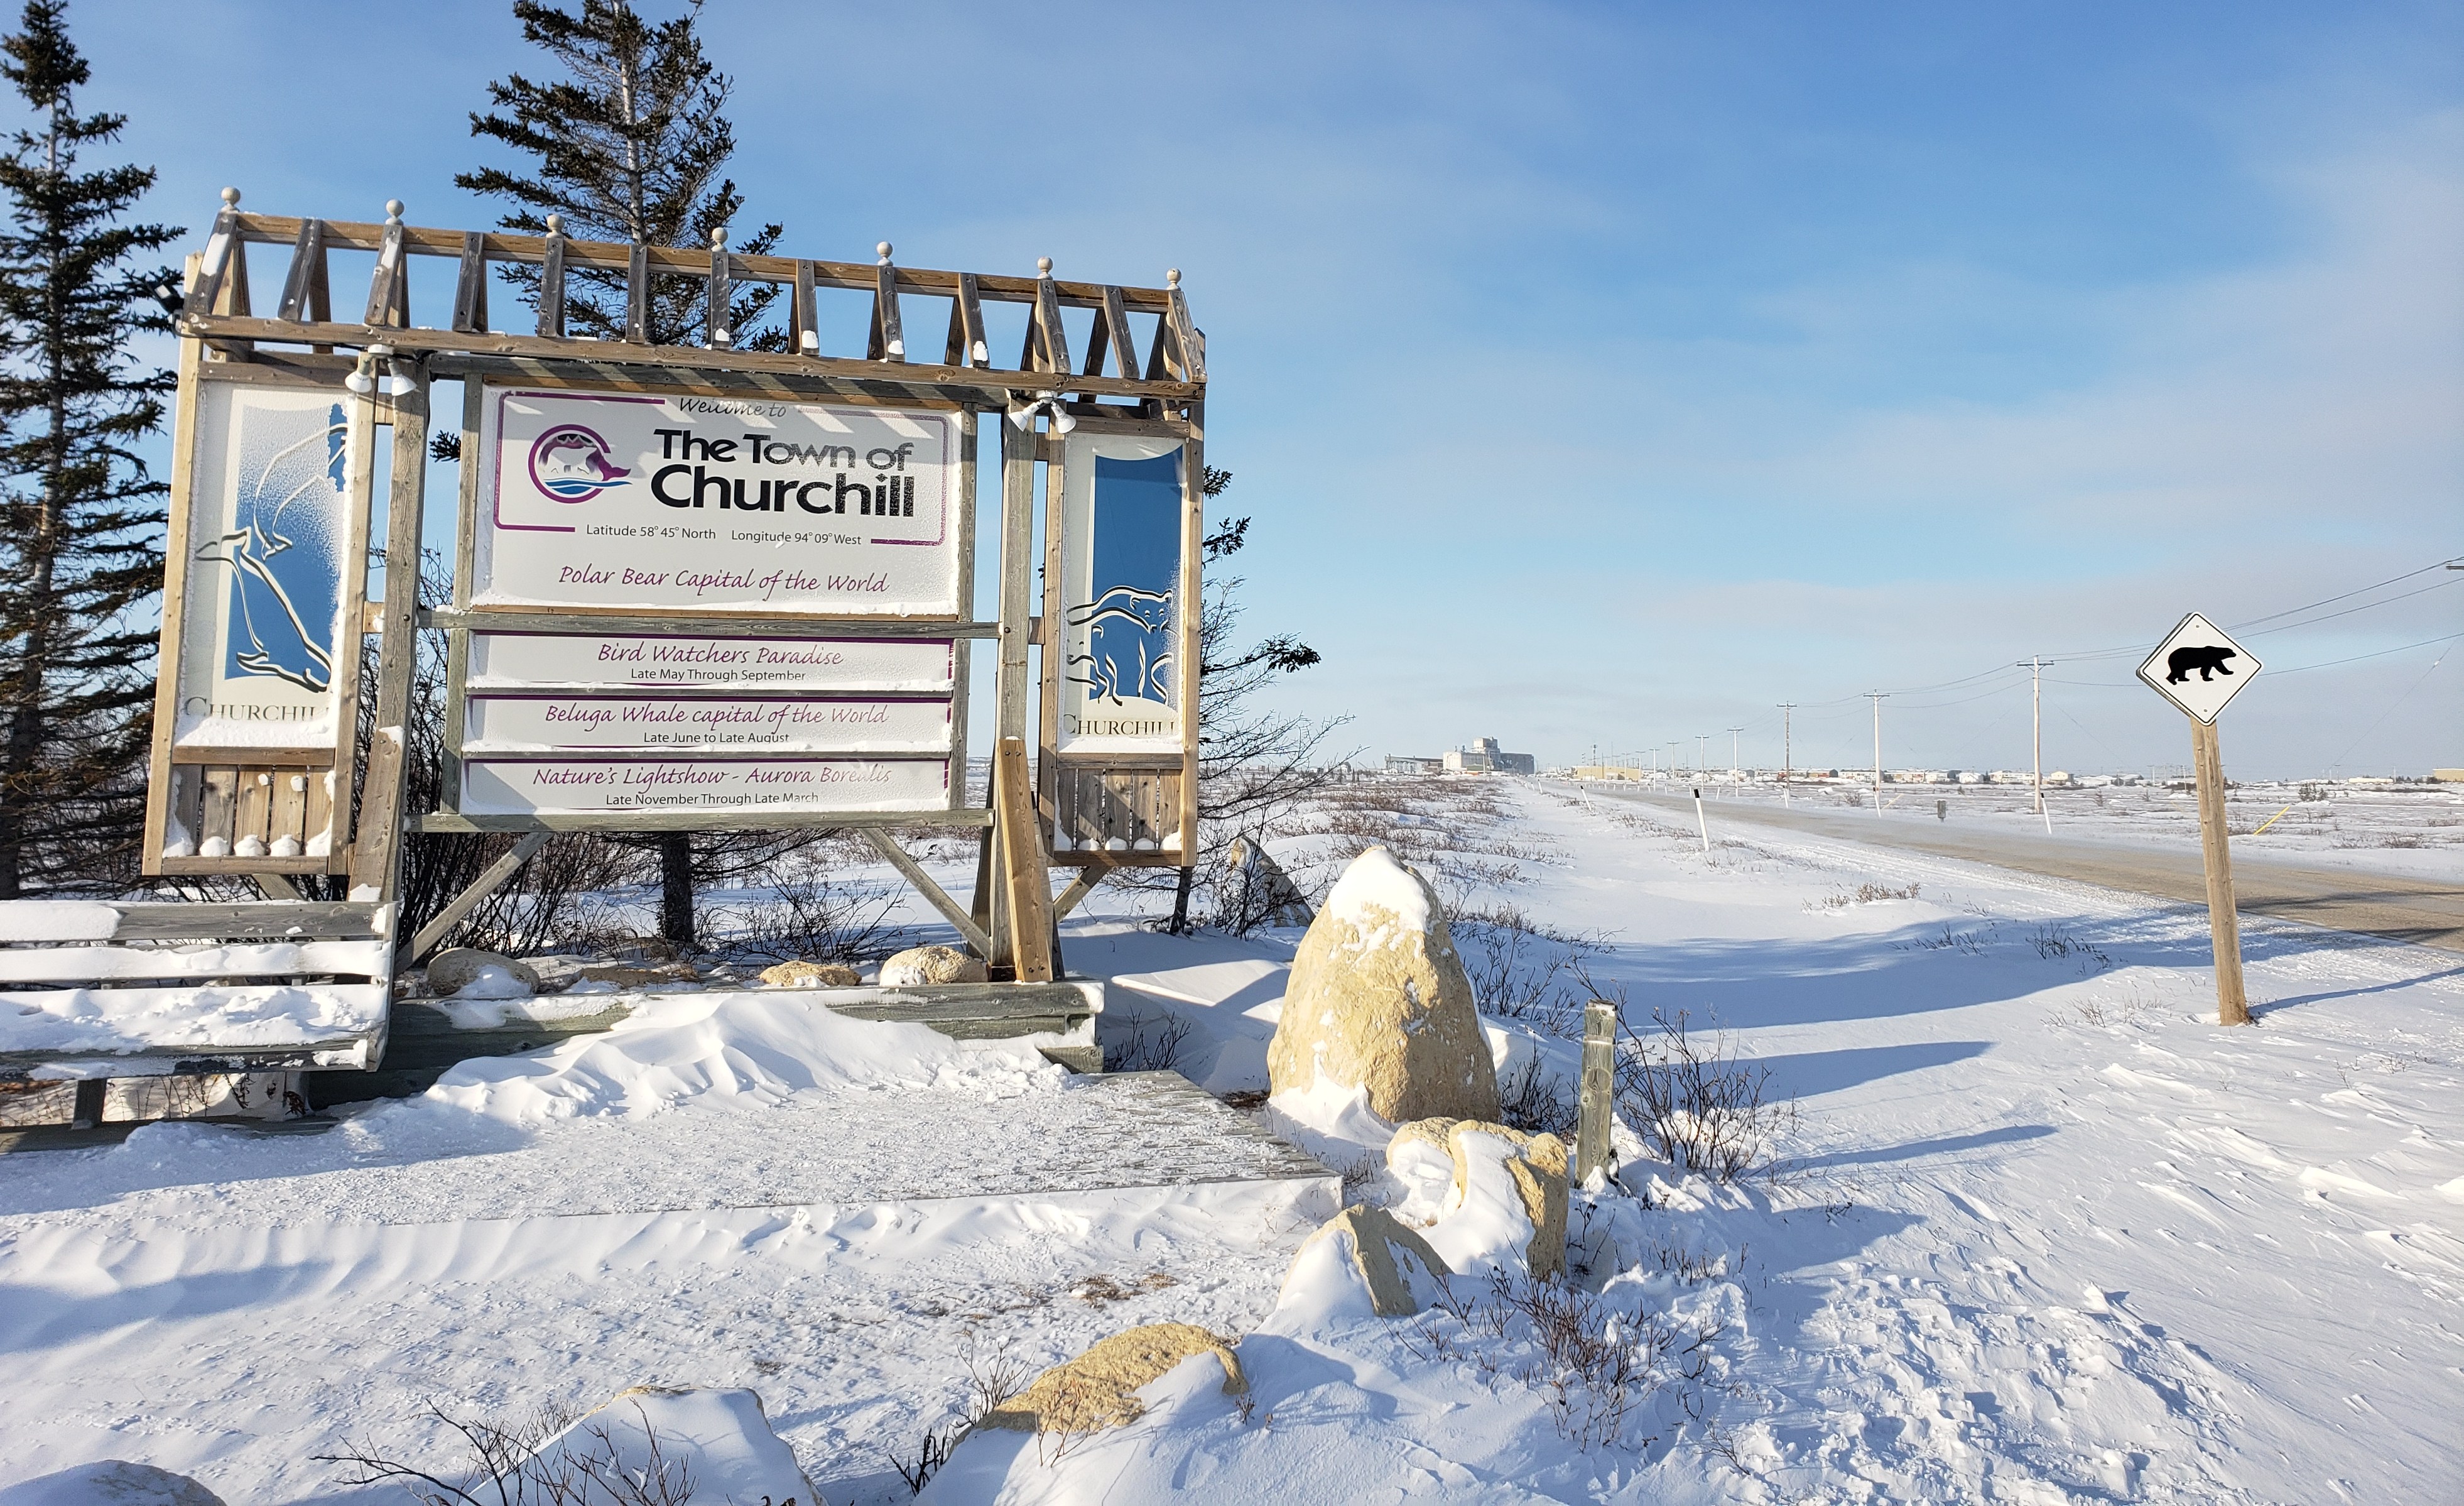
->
2166 644 2237 684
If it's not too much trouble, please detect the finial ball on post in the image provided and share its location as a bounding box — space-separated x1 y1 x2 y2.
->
712 226 727 248
219 186 241 207
384 199 405 222
877 241 893 261
1036 256 1053 276
545 214 562 233
1166 268 1181 288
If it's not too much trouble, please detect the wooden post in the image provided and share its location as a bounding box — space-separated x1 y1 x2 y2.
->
347 367 429 903
996 737 1055 981
1575 999 1617 1186
2191 717 2250 1025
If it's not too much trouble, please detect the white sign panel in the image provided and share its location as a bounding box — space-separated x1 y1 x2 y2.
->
471 386 963 616
173 383 354 750
461 756 949 816
464 694 950 754
1053 435 1186 754
467 632 953 692
2137 612 2261 724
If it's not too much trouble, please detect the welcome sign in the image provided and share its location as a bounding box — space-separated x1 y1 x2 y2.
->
460 755 948 816
1053 434 1188 755
470 386 964 616
173 382 356 750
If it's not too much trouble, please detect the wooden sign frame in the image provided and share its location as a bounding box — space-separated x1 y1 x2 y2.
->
1036 412 1207 868
153 197 1210 974
140 346 378 878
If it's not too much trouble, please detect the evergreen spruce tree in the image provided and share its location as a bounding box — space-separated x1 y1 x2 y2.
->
0 0 178 897
457 0 780 944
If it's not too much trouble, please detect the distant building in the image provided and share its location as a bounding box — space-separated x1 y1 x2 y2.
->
1571 765 1643 781
2434 768 2464 783
1384 754 1444 775
1445 736 1537 775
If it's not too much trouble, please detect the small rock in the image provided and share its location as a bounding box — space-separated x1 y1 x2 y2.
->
759 959 862 988
1282 1203 1452 1317
426 948 538 997
877 944 986 986
528 1388 817 1506
0 1461 227 1506
981 1323 1244 1434
1425 1121 1570 1281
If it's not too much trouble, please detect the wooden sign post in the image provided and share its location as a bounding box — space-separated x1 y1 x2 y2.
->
2137 612 2262 1026
2190 718 2248 1025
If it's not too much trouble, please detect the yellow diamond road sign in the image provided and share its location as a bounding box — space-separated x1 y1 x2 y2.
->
2137 611 2260 724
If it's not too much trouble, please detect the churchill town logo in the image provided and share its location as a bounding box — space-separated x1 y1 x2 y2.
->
528 423 631 502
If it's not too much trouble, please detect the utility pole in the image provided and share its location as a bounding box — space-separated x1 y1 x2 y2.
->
1668 741 1680 782
1866 692 1887 814
1697 733 1709 780
1778 703 1794 807
2018 656 2052 834
1727 726 1742 799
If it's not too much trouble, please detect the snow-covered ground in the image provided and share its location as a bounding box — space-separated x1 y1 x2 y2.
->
1582 775 2464 883
2 777 2456 1503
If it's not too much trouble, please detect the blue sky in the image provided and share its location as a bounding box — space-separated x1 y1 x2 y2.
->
77 1 2464 777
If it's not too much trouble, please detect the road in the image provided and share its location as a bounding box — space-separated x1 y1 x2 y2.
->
1583 787 2464 953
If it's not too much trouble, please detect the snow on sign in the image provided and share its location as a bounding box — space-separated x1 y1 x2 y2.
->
2136 611 2261 724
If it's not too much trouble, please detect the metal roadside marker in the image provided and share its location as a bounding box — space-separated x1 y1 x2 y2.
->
2136 612 2261 724
2139 611 2258 1025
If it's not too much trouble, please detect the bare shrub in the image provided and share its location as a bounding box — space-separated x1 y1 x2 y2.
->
1102 1016 1191 1073
1456 902 1602 1038
1816 881 1920 910
887 1334 1034 1494
1398 1269 1727 1451
2027 924 2112 971
1610 1004 1796 1185
318 1397 695 1506
707 858 906 966
1497 1057 1580 1139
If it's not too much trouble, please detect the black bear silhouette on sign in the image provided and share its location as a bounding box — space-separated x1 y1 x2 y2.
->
2166 644 2237 684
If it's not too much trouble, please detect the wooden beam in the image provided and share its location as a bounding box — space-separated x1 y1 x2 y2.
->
793 258 817 354
1099 286 1140 379
189 194 246 315
536 219 567 338
955 272 987 368
996 737 1055 982
451 230 488 334
869 251 904 363
1034 268 1072 376
212 211 1185 310
183 314 1202 403
346 364 430 903
626 241 650 342
1164 272 1204 383
364 203 406 327
1051 861 1117 920
860 829 994 958
705 230 732 347
401 829 550 964
140 283 206 878
276 219 326 322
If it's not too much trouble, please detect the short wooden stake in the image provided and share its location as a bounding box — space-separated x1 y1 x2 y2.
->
1575 999 1619 1186
2191 717 2250 1025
